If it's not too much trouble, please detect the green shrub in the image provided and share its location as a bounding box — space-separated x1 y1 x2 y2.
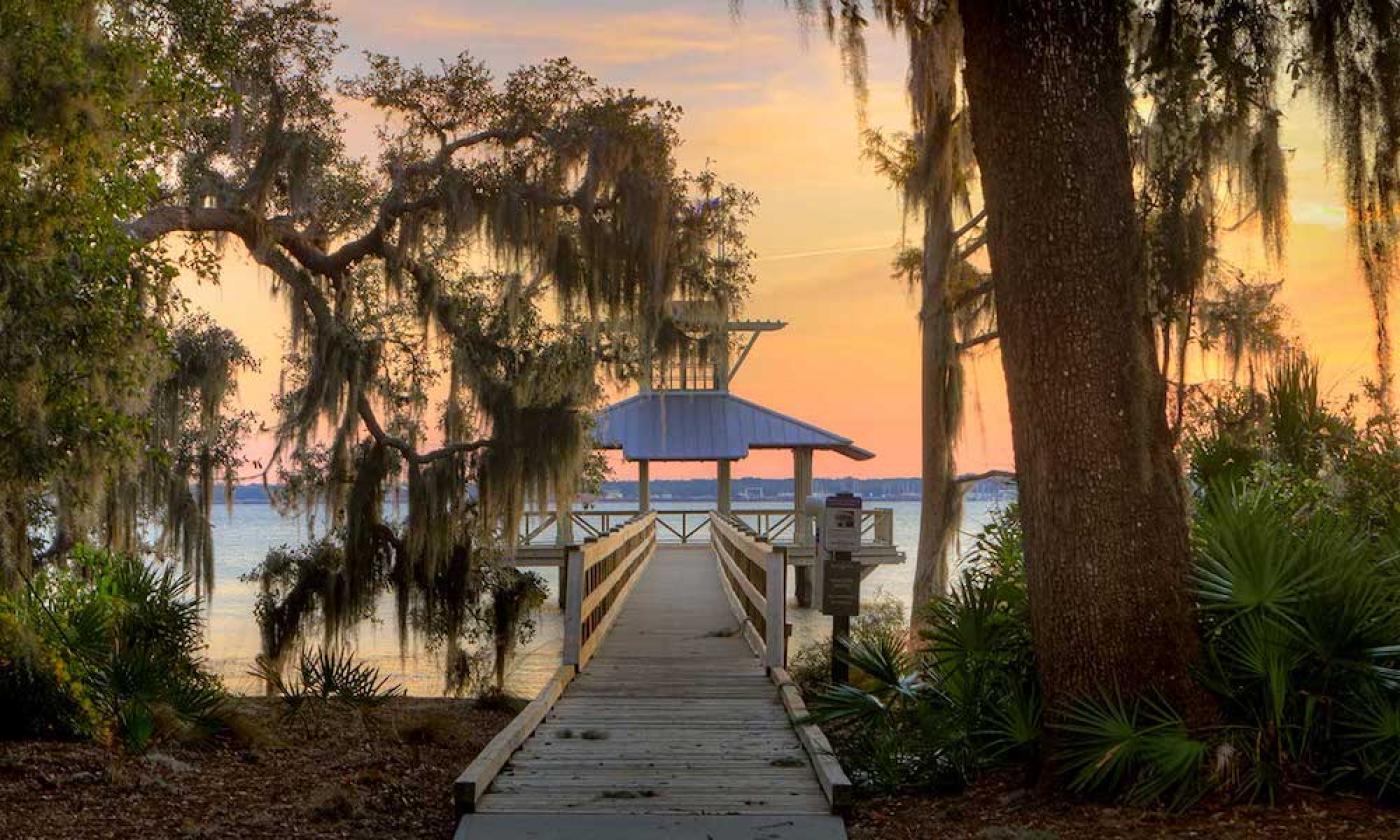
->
802 359 1400 809
251 644 404 713
1191 481 1400 801
0 606 98 739
812 466 1400 808
1339 684 1400 799
804 506 1038 792
1049 475 1400 807
789 595 908 696
1183 385 1263 491
0 548 226 750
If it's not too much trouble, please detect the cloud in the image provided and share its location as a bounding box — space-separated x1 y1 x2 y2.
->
757 242 896 262
670 80 763 95
399 8 782 66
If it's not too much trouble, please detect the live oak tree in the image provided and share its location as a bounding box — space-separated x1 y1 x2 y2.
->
150 3 755 672
758 0 1400 722
5 0 756 680
958 2 1218 721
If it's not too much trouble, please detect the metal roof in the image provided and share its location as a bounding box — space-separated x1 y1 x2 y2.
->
593 391 874 462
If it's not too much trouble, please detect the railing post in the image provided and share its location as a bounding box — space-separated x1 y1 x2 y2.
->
562 546 584 669
765 548 786 669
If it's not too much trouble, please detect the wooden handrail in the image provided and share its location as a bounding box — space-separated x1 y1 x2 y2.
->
454 664 574 814
563 511 657 670
710 512 786 669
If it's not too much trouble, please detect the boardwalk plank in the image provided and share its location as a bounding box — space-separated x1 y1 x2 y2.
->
468 543 843 832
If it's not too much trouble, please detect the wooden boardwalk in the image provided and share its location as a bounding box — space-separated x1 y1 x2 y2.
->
455 522 848 839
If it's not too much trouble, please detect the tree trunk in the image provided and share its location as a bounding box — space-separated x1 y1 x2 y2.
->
909 14 964 637
959 1 1213 724
911 264 961 632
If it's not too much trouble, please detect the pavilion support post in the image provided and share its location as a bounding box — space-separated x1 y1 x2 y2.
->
792 447 814 607
555 499 574 546
794 564 813 608
717 460 732 514
637 460 651 512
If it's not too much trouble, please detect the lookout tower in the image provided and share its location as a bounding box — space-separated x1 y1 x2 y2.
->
592 301 873 546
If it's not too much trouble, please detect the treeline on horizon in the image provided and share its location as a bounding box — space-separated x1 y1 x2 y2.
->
215 475 1017 504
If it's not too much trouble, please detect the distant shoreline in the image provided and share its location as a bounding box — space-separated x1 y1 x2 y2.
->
220 489 1016 504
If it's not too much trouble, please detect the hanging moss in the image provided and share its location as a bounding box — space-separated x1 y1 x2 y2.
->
247 538 359 666
123 39 758 684
70 316 258 598
1297 3 1400 407
485 566 548 691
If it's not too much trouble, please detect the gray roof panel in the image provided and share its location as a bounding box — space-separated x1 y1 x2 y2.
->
593 392 874 462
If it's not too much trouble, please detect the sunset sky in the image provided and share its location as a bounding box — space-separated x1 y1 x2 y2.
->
190 0 1389 483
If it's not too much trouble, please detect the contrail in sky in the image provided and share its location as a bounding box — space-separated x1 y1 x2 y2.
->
756 242 896 262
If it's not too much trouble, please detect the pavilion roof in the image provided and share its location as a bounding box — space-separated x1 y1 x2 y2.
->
593 391 874 462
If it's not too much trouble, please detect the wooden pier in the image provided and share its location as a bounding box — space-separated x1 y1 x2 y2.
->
454 512 850 839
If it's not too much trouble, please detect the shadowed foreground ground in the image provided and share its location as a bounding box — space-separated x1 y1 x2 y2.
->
847 770 1400 839
0 697 513 840
4 699 1396 839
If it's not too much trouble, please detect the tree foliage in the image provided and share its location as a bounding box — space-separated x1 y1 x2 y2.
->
0 0 234 578
762 0 1398 408
741 1 1400 616
3 0 756 683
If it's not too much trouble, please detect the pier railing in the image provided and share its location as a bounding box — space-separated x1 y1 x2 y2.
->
562 511 657 670
460 512 657 813
521 506 895 548
733 507 895 545
709 511 786 669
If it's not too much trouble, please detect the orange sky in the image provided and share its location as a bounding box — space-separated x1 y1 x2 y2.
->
187 1 1391 484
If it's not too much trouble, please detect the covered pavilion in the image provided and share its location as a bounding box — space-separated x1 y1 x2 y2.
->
590 305 873 549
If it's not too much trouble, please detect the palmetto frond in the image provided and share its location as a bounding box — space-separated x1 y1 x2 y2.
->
1339 685 1400 798
806 626 929 728
1057 690 1211 811
1192 483 1314 623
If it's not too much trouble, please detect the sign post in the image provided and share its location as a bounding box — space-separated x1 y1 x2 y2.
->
818 492 862 685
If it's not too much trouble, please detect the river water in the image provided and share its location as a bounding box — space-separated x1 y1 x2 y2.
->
202 499 1004 695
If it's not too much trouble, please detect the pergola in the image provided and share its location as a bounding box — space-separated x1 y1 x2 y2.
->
590 311 873 550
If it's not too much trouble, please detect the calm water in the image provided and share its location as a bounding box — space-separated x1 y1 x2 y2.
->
201 498 1004 695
